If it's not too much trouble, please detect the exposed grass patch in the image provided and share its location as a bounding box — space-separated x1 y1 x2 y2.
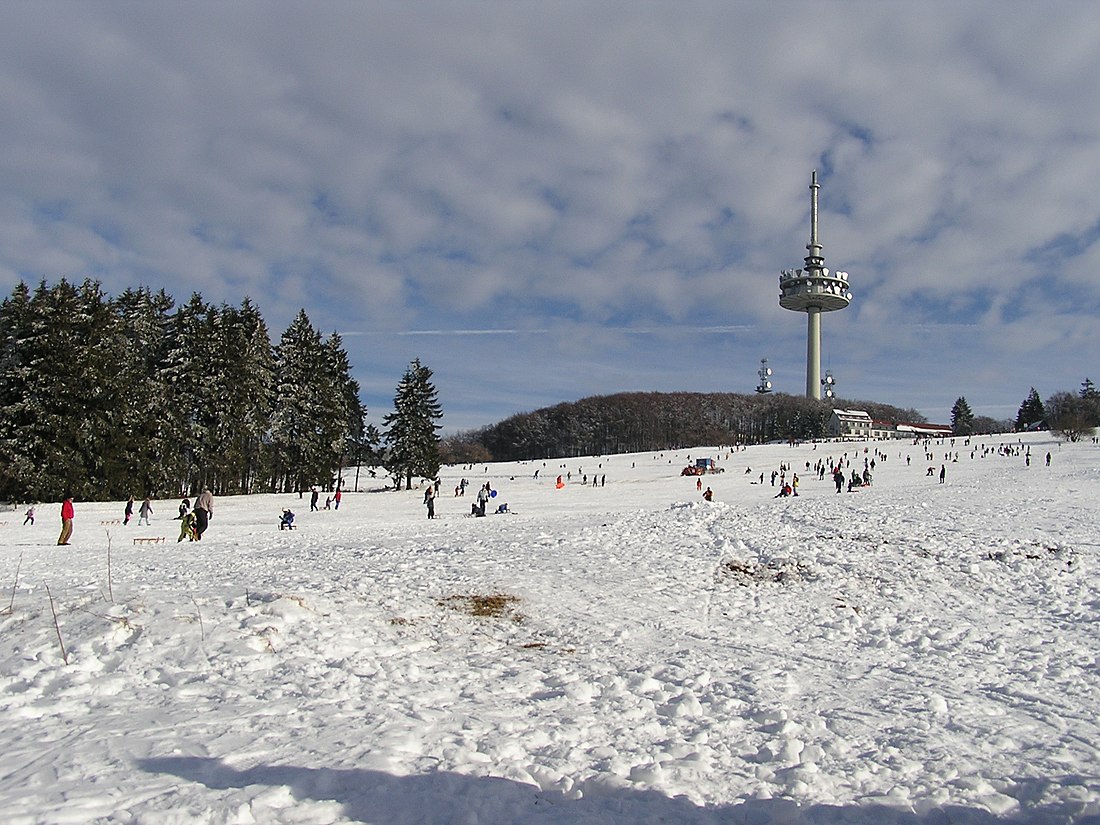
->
722 558 815 585
440 593 524 622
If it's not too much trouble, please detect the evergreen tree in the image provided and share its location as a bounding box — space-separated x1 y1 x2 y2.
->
950 396 975 436
1078 378 1100 430
324 331 367 487
200 301 276 494
270 310 349 492
0 282 38 499
225 299 276 494
1014 387 1046 431
112 287 177 496
382 358 443 490
160 294 216 494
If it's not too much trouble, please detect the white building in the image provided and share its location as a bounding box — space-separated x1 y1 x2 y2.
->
829 409 873 439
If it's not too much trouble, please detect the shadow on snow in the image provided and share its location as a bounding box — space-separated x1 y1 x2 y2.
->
138 756 1100 825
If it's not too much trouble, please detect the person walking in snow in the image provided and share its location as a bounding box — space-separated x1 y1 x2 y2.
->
194 487 213 539
424 485 436 519
138 497 153 526
57 492 74 546
702 487 713 502
177 510 197 542
310 486 319 512
124 495 134 526
23 505 35 526
939 465 946 484
333 486 342 510
477 483 490 517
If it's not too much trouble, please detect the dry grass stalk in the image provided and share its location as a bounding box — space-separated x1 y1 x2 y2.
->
45 585 69 665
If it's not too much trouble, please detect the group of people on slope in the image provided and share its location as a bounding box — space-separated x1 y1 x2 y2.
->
308 485 342 511
39 488 215 547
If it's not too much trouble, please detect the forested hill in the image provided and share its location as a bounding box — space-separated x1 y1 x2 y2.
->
444 392 926 463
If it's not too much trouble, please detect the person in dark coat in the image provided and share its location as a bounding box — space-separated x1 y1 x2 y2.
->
194 487 213 539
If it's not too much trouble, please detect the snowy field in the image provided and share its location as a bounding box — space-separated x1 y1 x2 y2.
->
1 432 1099 825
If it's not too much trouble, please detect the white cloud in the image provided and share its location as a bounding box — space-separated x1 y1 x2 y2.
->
1 1 1099 427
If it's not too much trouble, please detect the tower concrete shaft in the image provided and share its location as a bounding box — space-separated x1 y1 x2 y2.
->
778 170 852 399
807 306 821 399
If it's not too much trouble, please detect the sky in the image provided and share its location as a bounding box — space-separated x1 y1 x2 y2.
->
1 2 1099 433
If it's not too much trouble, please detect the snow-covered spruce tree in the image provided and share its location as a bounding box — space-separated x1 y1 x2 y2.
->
382 358 443 490
270 310 349 493
111 287 177 497
221 299 276 494
160 294 219 494
951 396 975 436
324 331 367 485
198 300 276 495
0 282 39 500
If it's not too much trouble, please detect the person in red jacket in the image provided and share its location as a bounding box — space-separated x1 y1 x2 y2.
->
57 492 74 545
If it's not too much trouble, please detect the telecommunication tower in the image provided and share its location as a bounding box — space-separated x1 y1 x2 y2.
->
756 358 773 394
778 171 852 399
821 368 836 399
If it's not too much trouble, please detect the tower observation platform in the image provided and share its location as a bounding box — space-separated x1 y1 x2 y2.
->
778 170 853 399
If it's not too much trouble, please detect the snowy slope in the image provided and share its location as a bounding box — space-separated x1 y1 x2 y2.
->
1 433 1099 824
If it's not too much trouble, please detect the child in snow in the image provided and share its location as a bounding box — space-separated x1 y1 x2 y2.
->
138 497 153 526
177 511 198 542
279 509 296 530
23 505 35 525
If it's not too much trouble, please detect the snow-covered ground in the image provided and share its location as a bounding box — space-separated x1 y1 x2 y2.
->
2 432 1099 824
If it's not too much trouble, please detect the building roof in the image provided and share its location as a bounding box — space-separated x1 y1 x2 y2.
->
832 409 872 420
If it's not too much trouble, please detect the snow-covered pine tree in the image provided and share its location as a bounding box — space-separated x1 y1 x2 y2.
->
198 301 275 494
160 293 218 494
0 282 38 500
221 299 275 494
111 287 177 496
324 331 367 487
382 358 443 490
1015 387 1046 432
270 310 347 493
951 396 975 436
